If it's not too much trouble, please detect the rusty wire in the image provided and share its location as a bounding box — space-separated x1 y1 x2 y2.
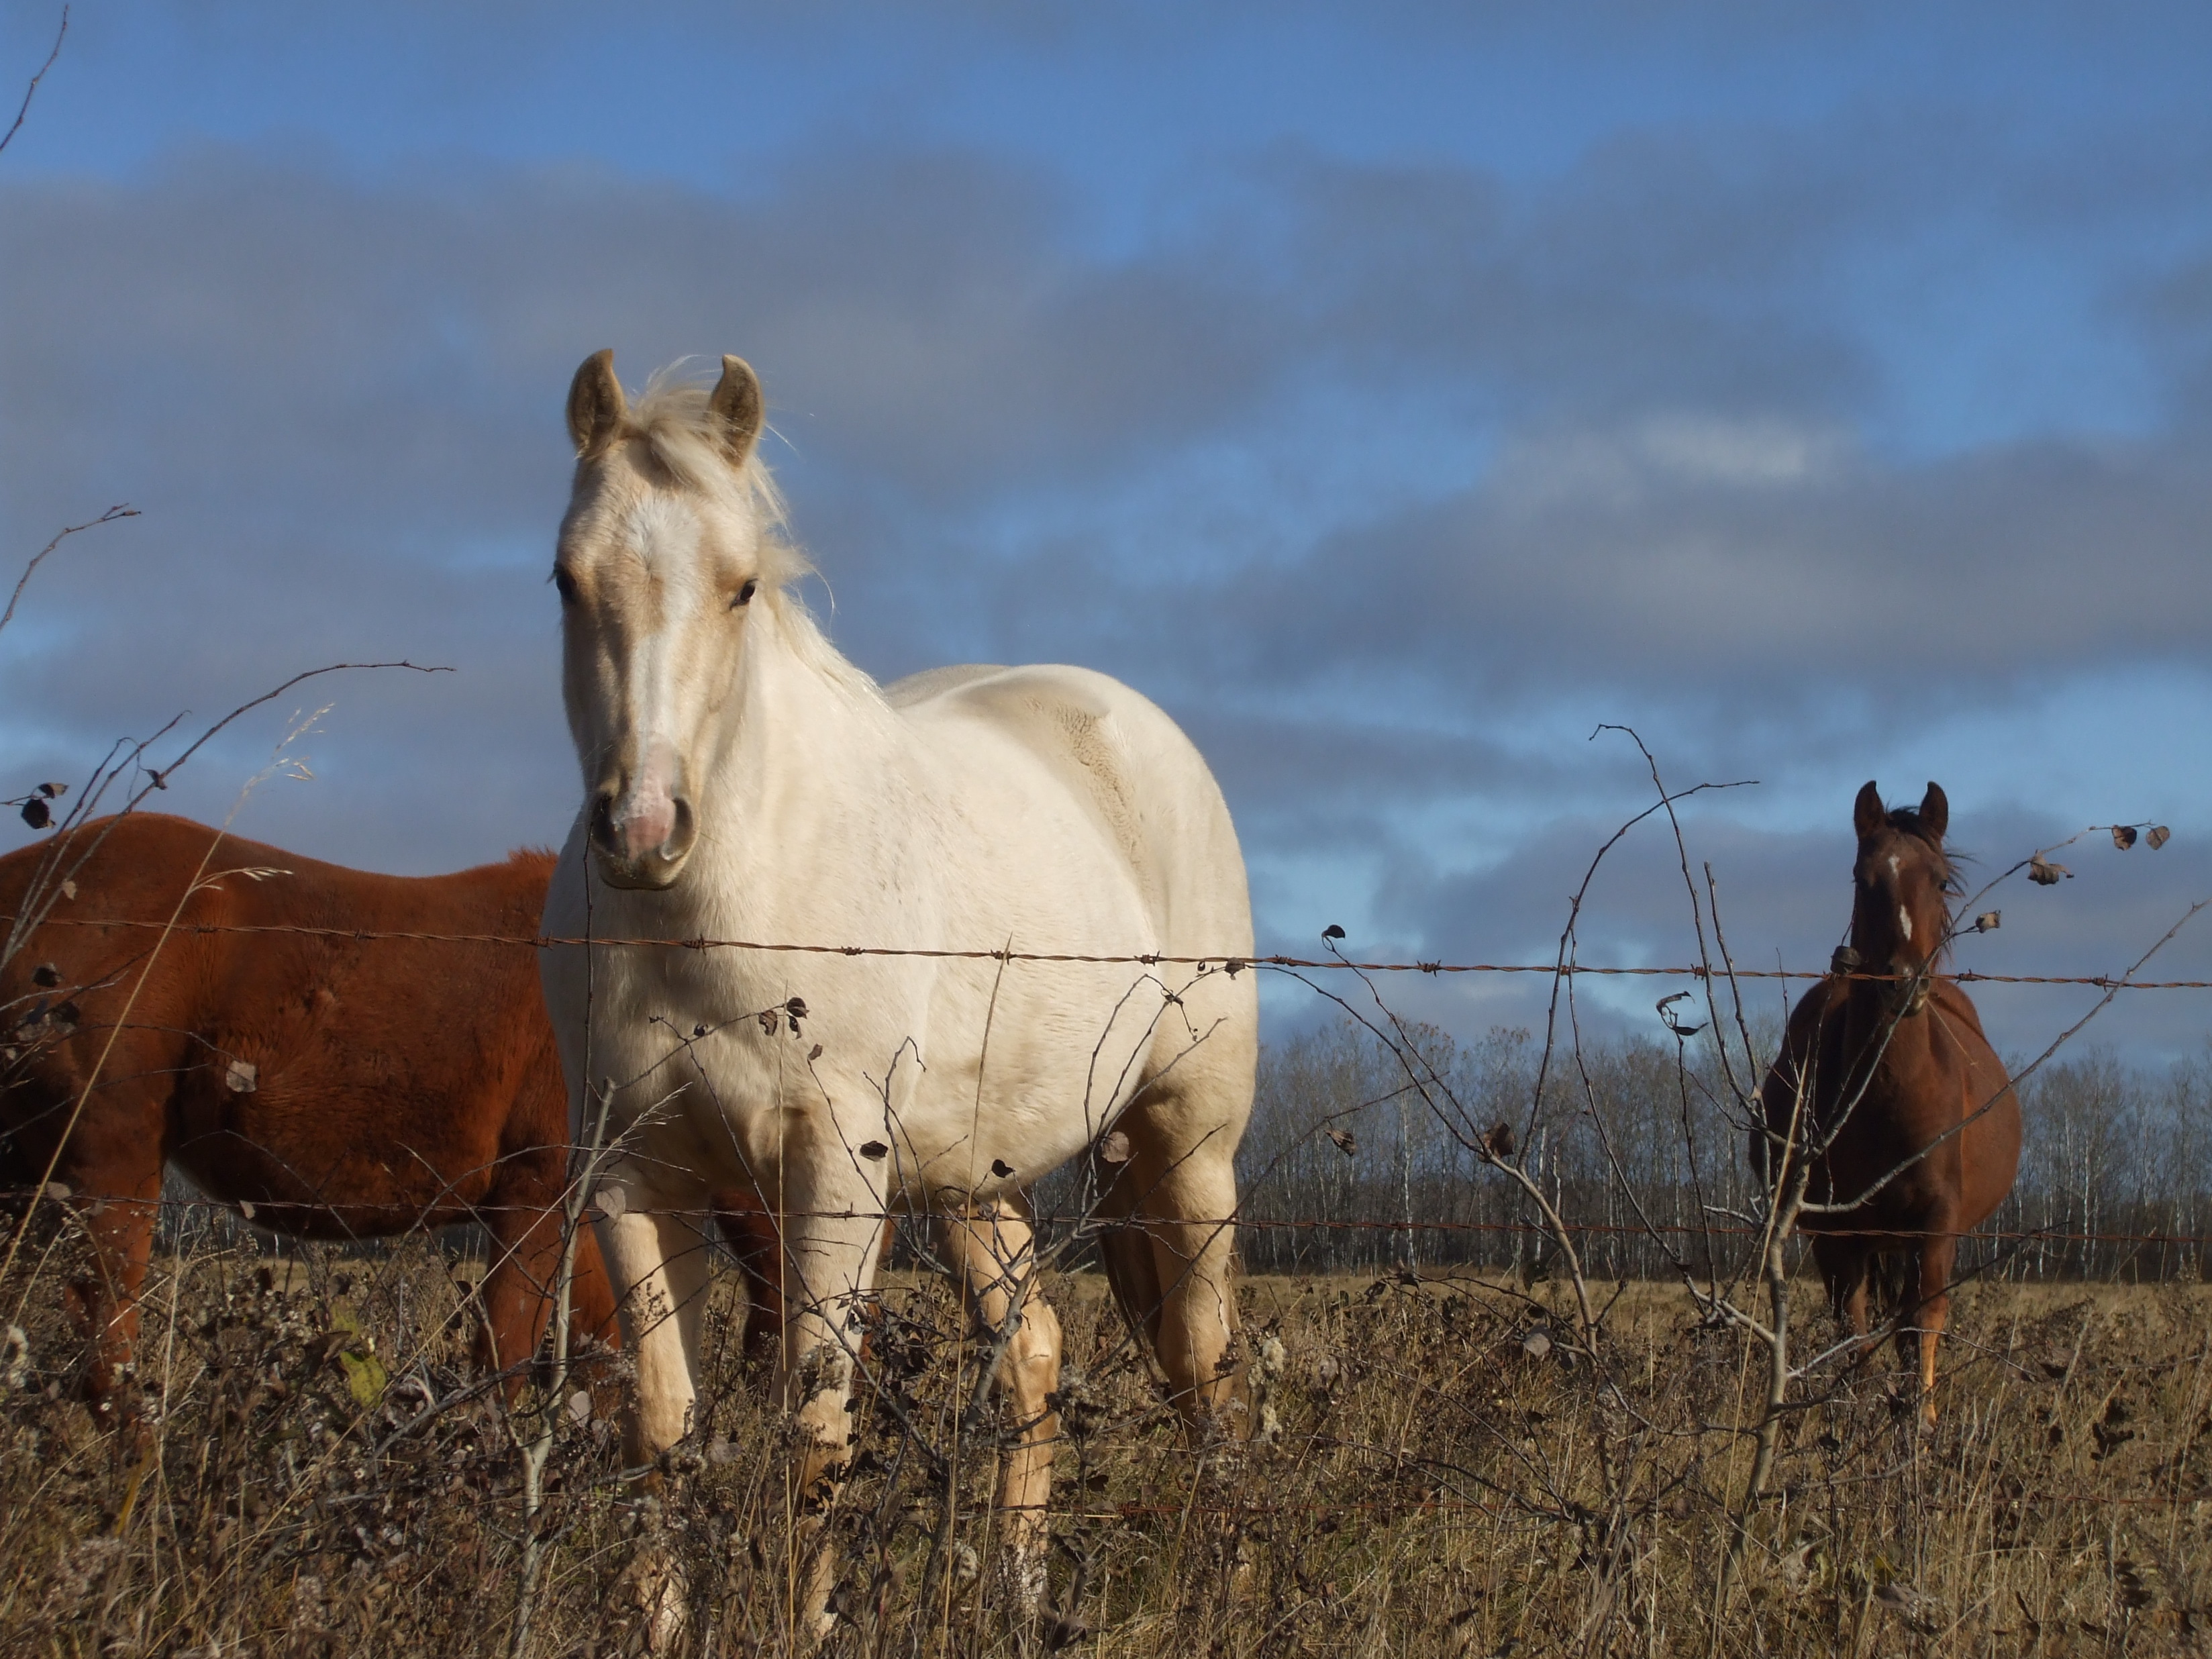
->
15 1189 2207 1251
12 913 2212 989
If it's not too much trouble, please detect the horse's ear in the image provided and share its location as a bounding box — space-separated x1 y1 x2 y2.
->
566 349 626 458
1918 782 1949 841
707 355 764 465
1853 781 1884 839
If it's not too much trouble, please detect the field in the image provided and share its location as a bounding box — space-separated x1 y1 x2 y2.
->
3 1223 2208 1658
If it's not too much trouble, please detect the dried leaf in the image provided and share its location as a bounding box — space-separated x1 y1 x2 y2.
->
338 1348 388 1409
990 1158 1015 1179
42 1180 70 1203
18 799 48 830
566 1390 593 1427
2148 825 2172 850
858 1140 889 1161
2027 854 2072 886
1974 911 2001 933
595 1185 625 1220
693 1023 707 1038
30 963 58 988
58 879 74 901
1326 1127 1357 1157
756 1009 778 1035
1321 923 1346 942
1098 1130 1132 1164
1521 1329 1553 1360
2113 825 2140 850
1485 1121 1516 1159
225 1059 258 1093
238 1200 255 1219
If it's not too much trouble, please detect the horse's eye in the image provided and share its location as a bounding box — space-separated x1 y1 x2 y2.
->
552 568 579 605
732 579 758 609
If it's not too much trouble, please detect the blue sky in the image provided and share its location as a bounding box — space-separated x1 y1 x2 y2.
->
6 1 2212 1059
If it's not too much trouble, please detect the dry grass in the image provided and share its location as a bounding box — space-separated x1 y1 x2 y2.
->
3 1221 2209 1656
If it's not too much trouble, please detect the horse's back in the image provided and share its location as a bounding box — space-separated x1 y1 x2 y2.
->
0 813 561 1221
887 663 1252 956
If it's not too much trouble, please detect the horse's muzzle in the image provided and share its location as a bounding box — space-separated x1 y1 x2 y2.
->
589 789 697 891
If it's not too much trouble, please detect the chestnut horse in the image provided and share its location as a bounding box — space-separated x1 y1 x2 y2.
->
0 812 775 1419
1756 781 2021 1424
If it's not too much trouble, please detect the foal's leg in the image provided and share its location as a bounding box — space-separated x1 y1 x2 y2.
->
593 1170 715 1469
937 1203 1063 1609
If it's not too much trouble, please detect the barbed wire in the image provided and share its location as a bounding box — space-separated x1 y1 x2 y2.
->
16 1189 2205 1251
13 913 2210 989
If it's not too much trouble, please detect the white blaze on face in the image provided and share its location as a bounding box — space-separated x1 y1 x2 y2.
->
1898 905 1913 942
606 495 709 860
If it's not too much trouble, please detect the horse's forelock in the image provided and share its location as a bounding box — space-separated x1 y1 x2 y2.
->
585 364 809 592
1880 807 1962 895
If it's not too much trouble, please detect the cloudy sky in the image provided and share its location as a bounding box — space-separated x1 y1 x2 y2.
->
5 1 2212 1058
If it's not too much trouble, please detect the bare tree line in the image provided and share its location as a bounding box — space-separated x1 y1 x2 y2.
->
1236 1015 2212 1283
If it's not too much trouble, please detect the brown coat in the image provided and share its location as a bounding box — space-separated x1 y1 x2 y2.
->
0 812 621 1411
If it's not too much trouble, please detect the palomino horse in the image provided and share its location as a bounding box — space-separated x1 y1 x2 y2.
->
1756 781 2021 1425
0 812 667 1417
540 351 1258 1623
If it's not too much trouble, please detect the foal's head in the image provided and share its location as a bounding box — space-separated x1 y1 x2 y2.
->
552 350 801 889
1848 780 1958 997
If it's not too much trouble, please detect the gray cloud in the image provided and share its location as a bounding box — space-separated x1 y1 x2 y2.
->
4 112 2212 1064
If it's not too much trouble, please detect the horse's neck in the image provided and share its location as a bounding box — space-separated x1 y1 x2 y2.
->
1842 981 1936 1085
697 602 919 897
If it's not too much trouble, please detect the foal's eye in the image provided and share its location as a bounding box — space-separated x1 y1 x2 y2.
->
552 568 578 605
732 579 758 609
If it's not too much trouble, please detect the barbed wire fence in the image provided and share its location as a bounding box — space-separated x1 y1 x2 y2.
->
7 754 2212 1653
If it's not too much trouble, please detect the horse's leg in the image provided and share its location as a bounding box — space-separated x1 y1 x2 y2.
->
711 1189 785 1366
593 1170 714 1470
63 1182 160 1427
37 1087 167 1427
476 1150 623 1414
1911 1233 1958 1429
1103 1099 1244 1431
937 1202 1062 1611
1813 1236 1872 1348
776 1193 889 1642
475 1148 569 1393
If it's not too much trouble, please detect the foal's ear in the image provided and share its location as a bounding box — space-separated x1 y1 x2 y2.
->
566 349 626 458
1918 781 1949 841
707 355 764 465
1853 780 1884 839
